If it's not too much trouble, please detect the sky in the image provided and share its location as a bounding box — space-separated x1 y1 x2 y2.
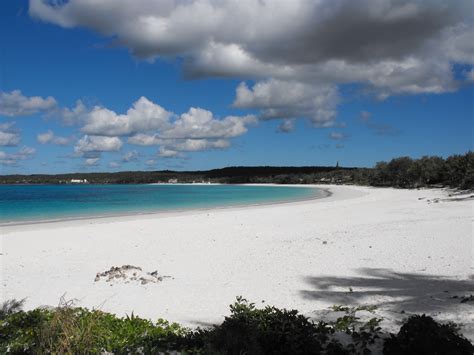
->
0 0 472 174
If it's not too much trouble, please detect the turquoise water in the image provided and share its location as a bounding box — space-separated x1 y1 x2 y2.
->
0 184 325 223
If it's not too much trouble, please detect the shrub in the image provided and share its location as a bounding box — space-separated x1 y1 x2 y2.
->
0 299 25 320
0 300 191 354
1 299 472 354
199 297 332 354
383 314 474 355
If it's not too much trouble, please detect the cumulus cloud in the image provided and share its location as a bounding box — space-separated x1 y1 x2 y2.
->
0 90 57 117
164 107 256 139
155 138 230 158
37 130 73 145
0 146 36 166
0 122 21 146
29 0 474 100
234 79 338 126
105 101 257 157
81 97 172 136
53 99 88 125
74 135 123 157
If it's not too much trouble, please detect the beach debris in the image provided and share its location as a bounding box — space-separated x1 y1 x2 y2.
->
94 265 170 285
460 295 474 304
426 193 474 204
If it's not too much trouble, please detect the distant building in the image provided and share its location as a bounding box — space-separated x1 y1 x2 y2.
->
168 178 178 184
70 179 88 184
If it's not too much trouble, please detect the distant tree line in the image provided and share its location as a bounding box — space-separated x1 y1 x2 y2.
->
0 152 472 189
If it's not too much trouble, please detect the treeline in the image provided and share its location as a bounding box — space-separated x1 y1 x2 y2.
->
0 166 352 185
267 152 473 189
0 152 472 189
369 152 473 188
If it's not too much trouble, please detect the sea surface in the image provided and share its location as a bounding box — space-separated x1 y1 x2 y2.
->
0 184 325 224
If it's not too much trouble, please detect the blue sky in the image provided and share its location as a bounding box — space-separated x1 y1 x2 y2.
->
0 0 472 174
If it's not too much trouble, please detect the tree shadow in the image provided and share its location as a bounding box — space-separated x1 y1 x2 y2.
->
301 268 473 315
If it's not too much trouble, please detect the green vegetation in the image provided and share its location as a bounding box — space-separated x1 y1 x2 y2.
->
384 315 473 355
1 298 472 354
0 152 472 189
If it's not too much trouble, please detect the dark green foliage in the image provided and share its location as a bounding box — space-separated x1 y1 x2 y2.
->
0 166 350 185
199 297 331 354
0 299 25 320
1 299 472 354
370 152 473 189
0 305 190 354
383 315 474 355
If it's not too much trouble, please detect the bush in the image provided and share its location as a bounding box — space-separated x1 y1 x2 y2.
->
383 315 474 355
199 297 332 354
0 300 190 354
0 299 25 320
1 299 472 354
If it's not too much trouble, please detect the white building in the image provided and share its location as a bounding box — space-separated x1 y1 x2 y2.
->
70 179 88 184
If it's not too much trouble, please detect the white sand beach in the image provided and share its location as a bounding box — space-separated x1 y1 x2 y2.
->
1 185 473 339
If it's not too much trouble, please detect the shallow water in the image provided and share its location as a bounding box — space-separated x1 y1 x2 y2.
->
0 184 324 223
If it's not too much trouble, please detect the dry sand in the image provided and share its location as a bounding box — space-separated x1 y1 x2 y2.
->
1 185 473 338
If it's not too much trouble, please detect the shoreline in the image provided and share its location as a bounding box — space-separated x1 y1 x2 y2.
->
1 184 472 340
0 184 332 229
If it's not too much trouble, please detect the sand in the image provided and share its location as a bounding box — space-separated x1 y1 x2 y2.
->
1 185 473 339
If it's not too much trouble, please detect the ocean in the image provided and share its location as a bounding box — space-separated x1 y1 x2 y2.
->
0 184 325 224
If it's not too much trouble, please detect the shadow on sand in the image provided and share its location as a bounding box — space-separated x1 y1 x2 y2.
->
301 268 473 315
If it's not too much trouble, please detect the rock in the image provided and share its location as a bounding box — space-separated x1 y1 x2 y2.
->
94 265 168 286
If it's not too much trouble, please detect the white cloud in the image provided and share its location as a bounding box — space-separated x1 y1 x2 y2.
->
37 130 54 144
0 131 20 147
127 133 163 146
234 79 339 127
163 107 256 139
85 157 100 166
158 147 182 158
0 122 20 146
29 0 474 102
0 145 36 166
93 100 258 158
0 90 57 117
81 96 172 136
169 138 230 152
157 138 230 158
53 99 88 125
37 130 74 145
74 135 123 157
